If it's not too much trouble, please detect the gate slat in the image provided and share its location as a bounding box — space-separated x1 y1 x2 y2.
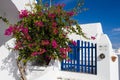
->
73 45 76 71
81 41 83 72
61 40 97 75
91 43 94 74
84 41 87 72
95 44 97 74
88 42 90 73
77 40 80 72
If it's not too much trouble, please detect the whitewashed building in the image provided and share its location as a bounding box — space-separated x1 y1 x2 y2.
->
0 0 119 80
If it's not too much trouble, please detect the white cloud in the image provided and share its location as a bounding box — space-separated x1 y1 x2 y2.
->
113 28 120 32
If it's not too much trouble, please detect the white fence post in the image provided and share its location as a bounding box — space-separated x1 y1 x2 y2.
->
97 34 119 80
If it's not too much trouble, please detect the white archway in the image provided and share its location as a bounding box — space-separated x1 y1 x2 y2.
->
0 0 33 80
0 0 19 46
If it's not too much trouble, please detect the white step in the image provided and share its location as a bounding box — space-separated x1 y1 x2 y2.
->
27 66 99 80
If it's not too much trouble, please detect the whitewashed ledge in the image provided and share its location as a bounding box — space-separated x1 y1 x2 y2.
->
0 38 19 80
26 65 99 80
0 38 99 80
31 66 99 80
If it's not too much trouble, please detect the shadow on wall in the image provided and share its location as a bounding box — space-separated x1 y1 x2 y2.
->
0 21 11 46
0 0 19 46
0 47 20 80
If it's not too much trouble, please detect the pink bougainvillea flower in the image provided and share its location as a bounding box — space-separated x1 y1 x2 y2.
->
12 26 19 33
14 45 19 50
31 49 47 56
60 47 71 54
39 48 46 54
55 3 65 8
48 13 56 19
38 12 43 16
52 22 57 27
62 34 67 38
4 26 13 36
67 11 75 16
28 43 37 48
66 46 71 52
62 53 67 59
53 28 58 34
35 21 44 27
28 43 33 48
19 10 29 19
45 3 49 7
31 52 38 56
14 41 22 50
66 59 71 62
91 36 96 40
21 27 29 34
26 34 32 40
41 40 50 45
60 48 65 53
51 39 58 48
66 26 69 30
71 40 77 46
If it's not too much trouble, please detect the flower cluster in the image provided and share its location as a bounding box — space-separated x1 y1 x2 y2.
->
5 3 84 65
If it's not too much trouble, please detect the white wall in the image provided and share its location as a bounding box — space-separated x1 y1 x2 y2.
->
0 0 34 80
11 0 36 11
0 0 35 46
69 23 119 80
0 0 119 80
97 34 118 80
68 23 103 43
0 0 18 46
0 39 19 80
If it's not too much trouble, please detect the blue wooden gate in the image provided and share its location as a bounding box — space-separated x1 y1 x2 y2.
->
61 40 97 75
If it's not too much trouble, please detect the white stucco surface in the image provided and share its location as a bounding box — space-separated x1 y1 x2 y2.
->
68 23 103 43
0 0 119 80
0 0 35 46
0 39 19 80
0 23 118 80
11 0 36 11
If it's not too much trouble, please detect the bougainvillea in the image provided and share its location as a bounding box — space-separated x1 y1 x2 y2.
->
4 2 85 65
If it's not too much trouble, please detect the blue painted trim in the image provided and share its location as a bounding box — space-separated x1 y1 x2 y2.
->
95 44 97 74
77 40 80 72
81 41 83 72
88 42 90 73
91 43 94 74
84 41 87 72
61 40 97 75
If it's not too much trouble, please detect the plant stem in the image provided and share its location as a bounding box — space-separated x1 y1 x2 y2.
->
16 59 27 80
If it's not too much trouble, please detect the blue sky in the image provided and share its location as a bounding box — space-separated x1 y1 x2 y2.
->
42 0 120 49
77 0 120 49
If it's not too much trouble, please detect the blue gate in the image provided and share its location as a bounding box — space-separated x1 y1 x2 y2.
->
61 40 97 75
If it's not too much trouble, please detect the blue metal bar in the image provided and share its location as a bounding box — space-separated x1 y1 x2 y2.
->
77 40 80 72
74 46 76 72
74 45 77 72
81 41 83 72
61 60 64 70
61 40 97 75
64 58 66 70
71 45 75 71
95 44 97 74
91 43 94 74
79 41 81 72
88 42 90 73
84 41 87 72
69 51 72 71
